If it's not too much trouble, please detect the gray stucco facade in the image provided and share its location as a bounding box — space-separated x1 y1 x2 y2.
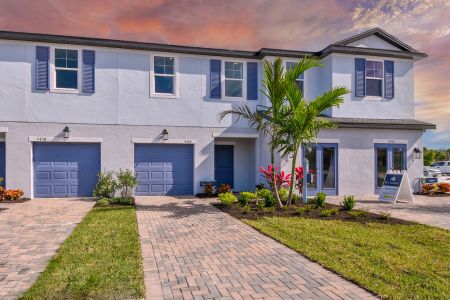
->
0 28 434 198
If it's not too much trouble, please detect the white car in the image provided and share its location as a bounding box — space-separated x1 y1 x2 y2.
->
424 166 442 177
430 161 450 174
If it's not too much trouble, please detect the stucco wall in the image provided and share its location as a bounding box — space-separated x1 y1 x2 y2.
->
1 121 259 197
330 54 415 119
281 128 423 196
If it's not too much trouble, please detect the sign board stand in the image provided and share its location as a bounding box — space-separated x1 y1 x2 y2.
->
378 170 415 203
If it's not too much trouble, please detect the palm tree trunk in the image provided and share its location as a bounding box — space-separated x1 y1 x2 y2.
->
287 146 298 206
270 145 283 208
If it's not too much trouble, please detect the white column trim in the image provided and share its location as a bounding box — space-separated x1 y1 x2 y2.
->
131 138 197 144
28 136 103 143
213 133 259 138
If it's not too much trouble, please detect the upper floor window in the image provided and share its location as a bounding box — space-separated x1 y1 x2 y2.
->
286 62 304 93
55 49 78 89
154 56 175 94
365 60 383 96
224 61 243 97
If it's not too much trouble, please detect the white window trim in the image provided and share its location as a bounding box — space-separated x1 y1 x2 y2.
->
150 53 179 99
222 60 246 101
365 59 384 99
50 46 82 94
285 61 307 99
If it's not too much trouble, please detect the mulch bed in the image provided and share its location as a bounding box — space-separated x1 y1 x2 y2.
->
420 193 450 197
213 201 413 225
0 198 31 204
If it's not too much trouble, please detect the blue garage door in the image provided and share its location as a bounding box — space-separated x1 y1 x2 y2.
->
135 144 193 195
33 143 101 198
0 142 5 187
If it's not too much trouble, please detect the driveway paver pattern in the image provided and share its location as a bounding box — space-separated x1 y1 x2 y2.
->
137 196 377 300
327 194 450 229
0 198 94 299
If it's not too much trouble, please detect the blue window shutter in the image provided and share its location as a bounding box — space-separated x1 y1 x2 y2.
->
355 58 365 97
384 60 394 99
82 50 95 93
35 46 49 90
210 59 221 98
247 62 258 100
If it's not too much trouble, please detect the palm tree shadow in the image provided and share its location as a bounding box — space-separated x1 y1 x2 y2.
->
136 197 223 219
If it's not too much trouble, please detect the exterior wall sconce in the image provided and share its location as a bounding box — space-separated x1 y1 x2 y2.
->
63 126 70 139
162 129 169 141
413 147 422 159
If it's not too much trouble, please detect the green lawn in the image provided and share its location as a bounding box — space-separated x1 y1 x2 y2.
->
21 206 145 300
245 217 450 299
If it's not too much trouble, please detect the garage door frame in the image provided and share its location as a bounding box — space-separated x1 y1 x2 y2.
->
32 141 101 198
134 142 195 196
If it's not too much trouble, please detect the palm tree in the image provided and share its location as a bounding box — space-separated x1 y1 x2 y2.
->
219 58 286 207
277 57 349 205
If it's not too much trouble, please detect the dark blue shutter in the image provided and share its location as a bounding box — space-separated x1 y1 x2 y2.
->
210 59 221 98
82 50 95 93
247 62 258 100
384 60 394 99
36 46 49 90
355 58 365 97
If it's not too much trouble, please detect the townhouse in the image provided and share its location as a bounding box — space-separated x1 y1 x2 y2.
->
0 28 435 198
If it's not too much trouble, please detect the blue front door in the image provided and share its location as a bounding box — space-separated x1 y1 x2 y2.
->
134 144 194 195
33 143 101 198
0 142 5 187
375 144 406 193
303 144 338 196
215 145 234 188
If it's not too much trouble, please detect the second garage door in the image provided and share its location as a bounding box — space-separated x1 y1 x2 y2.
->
33 143 101 198
134 144 193 195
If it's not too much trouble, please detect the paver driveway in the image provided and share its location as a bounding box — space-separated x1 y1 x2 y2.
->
137 196 376 300
0 198 94 299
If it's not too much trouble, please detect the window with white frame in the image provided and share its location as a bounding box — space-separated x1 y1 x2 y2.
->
154 56 175 94
224 61 243 97
54 49 78 89
365 60 383 96
286 62 304 93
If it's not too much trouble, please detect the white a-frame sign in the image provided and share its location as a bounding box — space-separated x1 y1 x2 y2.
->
378 170 415 203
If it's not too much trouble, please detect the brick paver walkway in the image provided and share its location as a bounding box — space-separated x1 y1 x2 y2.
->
137 196 377 300
0 198 94 299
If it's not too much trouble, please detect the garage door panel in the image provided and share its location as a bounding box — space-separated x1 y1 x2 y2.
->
33 143 100 198
134 144 193 196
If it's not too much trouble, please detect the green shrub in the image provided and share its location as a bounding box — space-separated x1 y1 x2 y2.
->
278 188 288 203
238 191 257 206
295 205 315 215
349 210 367 219
313 192 327 208
379 211 391 220
291 194 300 204
240 205 251 214
341 195 356 211
256 188 272 199
109 196 134 205
282 205 289 212
218 192 237 206
256 201 265 210
320 208 339 217
263 193 275 207
96 198 109 207
116 169 138 197
93 171 117 198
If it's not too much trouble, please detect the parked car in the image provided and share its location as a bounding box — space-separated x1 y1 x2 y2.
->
424 166 442 177
430 161 450 174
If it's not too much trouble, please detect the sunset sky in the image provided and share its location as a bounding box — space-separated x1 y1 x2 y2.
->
0 0 448 148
